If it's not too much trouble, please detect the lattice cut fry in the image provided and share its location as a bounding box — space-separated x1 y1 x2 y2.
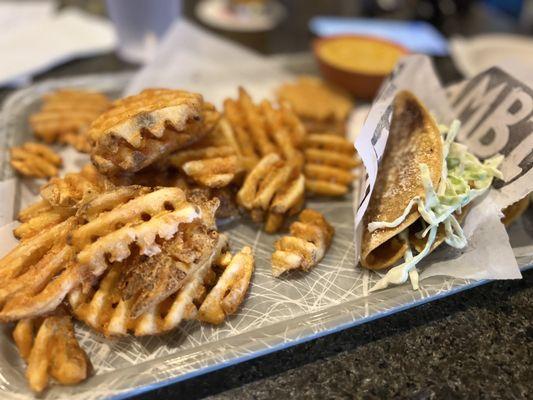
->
277 76 353 135
13 314 89 393
168 122 243 188
40 164 113 208
10 142 62 179
237 153 305 232
223 87 305 170
271 209 334 277
197 246 254 325
71 187 202 278
303 133 361 196
14 164 112 241
89 88 220 174
0 218 83 322
14 206 74 241
69 234 228 336
29 89 111 148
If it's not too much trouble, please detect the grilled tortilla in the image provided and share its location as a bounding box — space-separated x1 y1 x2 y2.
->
502 196 530 226
360 91 442 270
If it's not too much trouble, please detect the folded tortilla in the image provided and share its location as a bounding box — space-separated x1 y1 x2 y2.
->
360 91 443 270
502 196 530 226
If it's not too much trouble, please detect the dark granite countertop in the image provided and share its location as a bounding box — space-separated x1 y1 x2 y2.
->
1 2 532 398
137 271 532 400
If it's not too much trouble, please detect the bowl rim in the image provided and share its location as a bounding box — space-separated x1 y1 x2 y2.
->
312 34 410 77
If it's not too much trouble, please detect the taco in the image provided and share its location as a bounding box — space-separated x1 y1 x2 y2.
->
361 91 503 291
501 196 530 227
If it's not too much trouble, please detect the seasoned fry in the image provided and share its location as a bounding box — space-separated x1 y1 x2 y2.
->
277 76 353 135
197 246 254 324
69 234 229 336
61 131 92 153
0 218 81 322
303 133 361 196
223 88 305 170
13 314 88 393
237 153 305 232
40 164 112 208
30 89 111 150
14 164 112 241
14 207 74 241
71 187 202 279
89 88 219 175
168 122 243 188
271 209 334 277
10 142 62 179
0 185 213 323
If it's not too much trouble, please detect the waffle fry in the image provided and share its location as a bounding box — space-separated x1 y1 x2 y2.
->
89 88 219 175
69 234 229 336
223 87 305 170
237 153 305 232
0 218 81 322
14 165 112 241
277 76 353 135
303 133 361 196
197 246 254 324
168 121 244 188
30 89 111 149
10 142 62 179
272 209 334 277
40 164 112 208
61 131 92 153
0 185 218 323
14 206 74 241
13 314 89 393
71 186 203 280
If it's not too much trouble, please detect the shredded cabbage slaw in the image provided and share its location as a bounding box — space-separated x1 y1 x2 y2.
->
368 120 503 292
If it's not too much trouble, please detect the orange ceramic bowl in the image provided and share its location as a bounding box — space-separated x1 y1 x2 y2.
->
313 35 409 100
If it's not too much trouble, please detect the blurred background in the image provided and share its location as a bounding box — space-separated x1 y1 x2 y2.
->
1 0 533 92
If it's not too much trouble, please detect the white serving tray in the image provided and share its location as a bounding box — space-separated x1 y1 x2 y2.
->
0 72 531 400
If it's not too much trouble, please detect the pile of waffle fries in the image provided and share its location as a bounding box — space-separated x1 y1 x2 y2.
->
5 82 360 393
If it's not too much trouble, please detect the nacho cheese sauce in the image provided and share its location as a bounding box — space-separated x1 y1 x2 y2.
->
318 37 404 75
369 120 504 292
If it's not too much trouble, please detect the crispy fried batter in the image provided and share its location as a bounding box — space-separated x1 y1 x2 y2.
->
197 246 254 325
168 121 244 188
30 89 111 149
69 234 229 336
237 153 305 232
303 133 361 196
277 76 353 135
13 314 88 393
89 88 220 175
223 88 305 170
271 209 334 277
10 142 62 179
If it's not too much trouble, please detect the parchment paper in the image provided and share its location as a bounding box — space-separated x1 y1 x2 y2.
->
353 54 531 280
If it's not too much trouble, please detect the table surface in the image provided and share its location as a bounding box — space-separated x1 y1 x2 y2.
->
2 1 532 399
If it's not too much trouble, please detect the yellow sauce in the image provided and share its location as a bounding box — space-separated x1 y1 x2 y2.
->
318 37 405 75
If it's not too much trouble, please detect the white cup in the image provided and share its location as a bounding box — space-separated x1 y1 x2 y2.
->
106 0 181 64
